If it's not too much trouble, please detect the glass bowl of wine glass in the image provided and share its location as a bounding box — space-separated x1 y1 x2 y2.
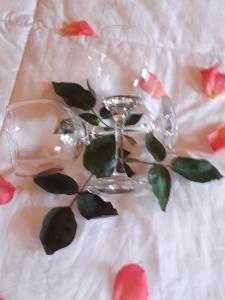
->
86 25 162 194
4 99 86 177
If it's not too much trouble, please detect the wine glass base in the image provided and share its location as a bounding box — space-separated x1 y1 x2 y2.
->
87 175 144 194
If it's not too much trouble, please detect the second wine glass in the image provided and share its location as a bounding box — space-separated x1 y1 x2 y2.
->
87 25 153 194
4 99 86 177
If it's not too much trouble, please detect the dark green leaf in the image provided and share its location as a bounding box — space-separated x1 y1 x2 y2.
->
125 157 141 163
77 191 118 220
52 82 96 111
86 80 96 98
83 135 115 178
148 164 171 212
122 148 130 158
125 114 142 126
124 163 135 177
124 135 137 146
54 118 74 134
145 132 166 162
171 157 223 182
79 113 99 126
103 127 113 132
34 173 79 195
99 106 112 119
40 207 76 255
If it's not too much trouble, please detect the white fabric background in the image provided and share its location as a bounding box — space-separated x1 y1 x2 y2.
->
1 1 225 299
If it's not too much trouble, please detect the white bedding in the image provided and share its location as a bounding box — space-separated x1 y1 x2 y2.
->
1 1 225 299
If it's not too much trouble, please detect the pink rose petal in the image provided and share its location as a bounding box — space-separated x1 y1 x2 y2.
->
199 64 225 99
139 71 166 98
61 20 95 36
112 264 149 300
0 176 15 205
200 64 218 98
208 123 225 152
211 73 225 98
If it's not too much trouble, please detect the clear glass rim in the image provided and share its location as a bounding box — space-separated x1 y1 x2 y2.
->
5 98 76 128
98 24 149 39
87 24 151 50
6 98 66 113
99 24 146 32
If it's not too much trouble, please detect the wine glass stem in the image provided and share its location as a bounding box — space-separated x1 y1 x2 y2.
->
112 113 126 176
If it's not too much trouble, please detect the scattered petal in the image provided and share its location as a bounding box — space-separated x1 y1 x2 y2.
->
0 176 15 205
200 65 219 98
212 73 225 98
0 297 5 300
61 20 95 36
139 70 166 98
113 264 149 300
208 123 225 152
200 64 225 99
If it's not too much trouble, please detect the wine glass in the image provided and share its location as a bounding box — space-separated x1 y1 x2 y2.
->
86 25 158 194
4 99 86 177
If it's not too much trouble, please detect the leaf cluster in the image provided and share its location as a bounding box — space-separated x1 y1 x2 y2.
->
34 171 118 255
32 81 223 254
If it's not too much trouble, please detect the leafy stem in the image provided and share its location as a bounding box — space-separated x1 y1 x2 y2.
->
127 157 171 168
70 173 94 207
91 108 111 129
52 81 224 214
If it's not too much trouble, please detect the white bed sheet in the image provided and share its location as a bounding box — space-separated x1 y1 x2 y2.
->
1 1 225 299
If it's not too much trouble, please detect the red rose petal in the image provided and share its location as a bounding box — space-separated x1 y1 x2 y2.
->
0 176 15 205
112 264 149 300
208 123 225 152
61 20 95 36
200 64 218 98
199 64 225 99
211 73 225 98
139 71 166 99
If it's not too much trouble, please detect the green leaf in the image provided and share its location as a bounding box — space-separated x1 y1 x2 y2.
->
99 106 112 119
124 163 135 177
40 207 76 255
124 135 137 146
171 157 223 182
52 82 96 111
145 132 166 162
54 118 74 134
103 127 113 132
125 114 142 126
83 135 115 178
33 172 79 195
125 157 141 163
122 148 130 158
79 113 99 126
77 191 118 220
148 164 171 212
